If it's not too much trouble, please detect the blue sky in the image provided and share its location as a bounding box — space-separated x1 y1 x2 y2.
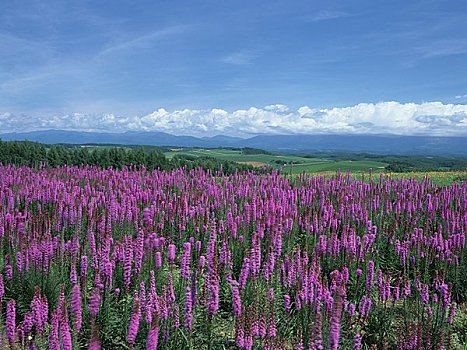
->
1 0 467 136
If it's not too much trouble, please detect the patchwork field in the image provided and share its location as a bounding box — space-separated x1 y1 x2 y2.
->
164 148 389 174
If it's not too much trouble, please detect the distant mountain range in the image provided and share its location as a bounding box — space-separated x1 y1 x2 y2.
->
1 130 466 156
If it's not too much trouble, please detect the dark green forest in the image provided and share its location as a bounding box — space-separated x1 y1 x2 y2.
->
0 141 256 174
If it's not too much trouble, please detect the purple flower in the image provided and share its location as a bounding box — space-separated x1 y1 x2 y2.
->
448 303 457 324
185 286 193 330
365 260 374 294
328 286 345 350
231 283 242 317
70 265 77 284
167 272 176 303
173 304 180 328
267 315 277 338
353 333 362 350
439 283 450 308
311 305 323 350
80 255 88 280
134 230 145 276
180 242 191 280
49 312 60 350
71 283 83 332
5 264 13 280
420 283 429 304
31 288 47 334
127 292 141 345
167 244 176 262
6 299 16 346
403 279 411 299
393 285 400 301
208 276 220 316
88 336 101 350
0 274 4 300
358 295 372 318
146 325 159 350
16 252 23 273
155 252 162 269
23 312 34 334
236 326 245 348
239 257 250 289
60 313 72 350
348 303 356 318
124 235 133 289
259 314 267 338
88 288 101 317
284 294 291 314
268 288 274 301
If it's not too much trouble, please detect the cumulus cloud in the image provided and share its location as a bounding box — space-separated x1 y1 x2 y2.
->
1 101 467 137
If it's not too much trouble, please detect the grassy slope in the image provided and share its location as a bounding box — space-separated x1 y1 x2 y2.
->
164 148 388 174
164 148 467 185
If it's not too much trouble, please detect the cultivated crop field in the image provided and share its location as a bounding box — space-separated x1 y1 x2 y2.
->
0 165 466 349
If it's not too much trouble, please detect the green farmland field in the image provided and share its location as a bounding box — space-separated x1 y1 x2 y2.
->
164 148 467 185
164 148 388 174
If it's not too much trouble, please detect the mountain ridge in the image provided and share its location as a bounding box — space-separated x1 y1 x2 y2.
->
1 129 466 156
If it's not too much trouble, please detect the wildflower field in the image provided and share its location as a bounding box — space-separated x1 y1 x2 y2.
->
0 165 465 349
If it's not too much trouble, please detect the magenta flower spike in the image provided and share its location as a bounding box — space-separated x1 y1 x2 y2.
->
365 260 375 295
184 286 193 330
167 244 176 262
146 325 159 350
231 285 242 318
60 312 73 350
127 291 141 345
88 288 101 317
88 337 101 350
6 299 16 346
71 283 83 332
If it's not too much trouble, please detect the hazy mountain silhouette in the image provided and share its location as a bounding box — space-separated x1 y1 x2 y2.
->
1 130 465 156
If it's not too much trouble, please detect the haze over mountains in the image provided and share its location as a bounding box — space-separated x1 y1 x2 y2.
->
1 130 466 156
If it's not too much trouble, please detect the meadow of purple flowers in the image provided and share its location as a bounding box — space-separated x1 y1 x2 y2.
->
0 165 465 349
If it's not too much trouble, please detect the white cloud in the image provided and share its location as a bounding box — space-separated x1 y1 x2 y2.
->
455 94 467 99
416 39 467 59
1 101 467 137
99 25 192 55
303 10 352 22
220 50 260 65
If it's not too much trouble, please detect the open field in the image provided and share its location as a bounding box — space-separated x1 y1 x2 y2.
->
164 148 325 163
384 170 467 186
164 148 389 174
165 148 467 185
298 170 467 187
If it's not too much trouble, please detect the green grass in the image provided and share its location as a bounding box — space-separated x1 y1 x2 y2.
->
164 148 388 174
164 148 467 185
385 170 467 186
281 160 388 174
283 170 467 187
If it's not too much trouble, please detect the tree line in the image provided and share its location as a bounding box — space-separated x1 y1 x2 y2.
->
0 141 257 174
